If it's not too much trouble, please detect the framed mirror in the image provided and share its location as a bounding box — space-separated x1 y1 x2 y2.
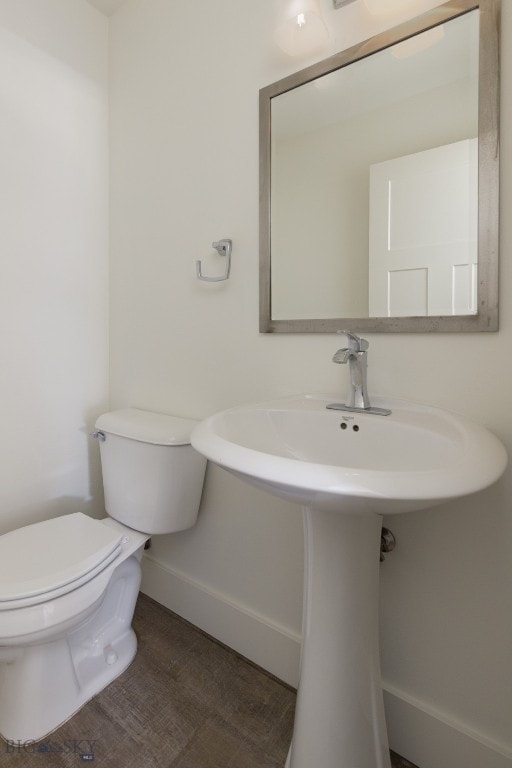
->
259 0 500 333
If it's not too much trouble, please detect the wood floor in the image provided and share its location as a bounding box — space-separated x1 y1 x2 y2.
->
2 594 418 767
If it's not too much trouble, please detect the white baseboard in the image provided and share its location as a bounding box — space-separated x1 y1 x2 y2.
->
383 682 512 768
141 554 512 768
140 553 301 688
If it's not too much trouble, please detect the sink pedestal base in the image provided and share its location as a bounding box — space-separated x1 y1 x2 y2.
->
288 507 391 768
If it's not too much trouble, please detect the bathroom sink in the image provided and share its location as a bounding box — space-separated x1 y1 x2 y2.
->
191 394 507 768
191 394 507 515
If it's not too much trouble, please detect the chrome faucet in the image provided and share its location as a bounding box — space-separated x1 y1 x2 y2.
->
333 330 370 409
327 331 391 416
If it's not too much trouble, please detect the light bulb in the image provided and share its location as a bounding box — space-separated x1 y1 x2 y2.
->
275 0 329 57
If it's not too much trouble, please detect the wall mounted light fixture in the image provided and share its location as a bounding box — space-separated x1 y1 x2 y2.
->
275 0 329 56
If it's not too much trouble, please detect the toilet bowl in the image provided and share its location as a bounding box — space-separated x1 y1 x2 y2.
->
0 409 206 743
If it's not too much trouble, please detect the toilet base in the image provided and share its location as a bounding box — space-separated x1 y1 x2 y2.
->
0 555 142 743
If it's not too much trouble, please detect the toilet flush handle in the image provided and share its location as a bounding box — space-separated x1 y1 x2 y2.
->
90 431 106 442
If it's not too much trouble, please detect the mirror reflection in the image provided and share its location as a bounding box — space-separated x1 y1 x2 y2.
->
260 0 500 333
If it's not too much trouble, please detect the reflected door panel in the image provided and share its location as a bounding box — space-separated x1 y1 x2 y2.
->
369 139 477 317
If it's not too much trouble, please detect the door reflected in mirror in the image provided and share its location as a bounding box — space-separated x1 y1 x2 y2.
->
260 0 500 333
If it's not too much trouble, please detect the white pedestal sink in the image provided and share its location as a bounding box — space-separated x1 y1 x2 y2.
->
191 395 507 768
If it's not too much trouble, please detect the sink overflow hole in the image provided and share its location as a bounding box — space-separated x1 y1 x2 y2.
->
340 423 360 432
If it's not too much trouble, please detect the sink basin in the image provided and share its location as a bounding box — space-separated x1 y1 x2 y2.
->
191 394 507 515
191 394 507 768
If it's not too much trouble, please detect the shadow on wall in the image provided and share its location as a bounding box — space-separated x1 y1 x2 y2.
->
0 495 104 537
0 403 108 538
83 408 107 512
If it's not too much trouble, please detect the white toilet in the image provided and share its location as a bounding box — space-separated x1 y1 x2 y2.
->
0 408 206 743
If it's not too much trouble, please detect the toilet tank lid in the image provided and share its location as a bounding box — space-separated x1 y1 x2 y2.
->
95 408 199 445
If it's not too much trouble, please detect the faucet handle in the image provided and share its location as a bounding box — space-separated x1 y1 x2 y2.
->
332 348 352 364
337 330 369 352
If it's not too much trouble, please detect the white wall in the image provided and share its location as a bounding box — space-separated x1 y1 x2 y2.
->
0 0 109 533
109 2 512 767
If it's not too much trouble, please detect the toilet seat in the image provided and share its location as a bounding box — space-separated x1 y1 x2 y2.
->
0 513 124 610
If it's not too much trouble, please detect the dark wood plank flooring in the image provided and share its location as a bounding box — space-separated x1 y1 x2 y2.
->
1 594 418 767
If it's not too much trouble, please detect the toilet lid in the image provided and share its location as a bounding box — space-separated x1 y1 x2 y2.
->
0 513 123 604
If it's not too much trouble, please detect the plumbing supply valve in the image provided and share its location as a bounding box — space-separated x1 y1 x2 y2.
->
380 527 396 562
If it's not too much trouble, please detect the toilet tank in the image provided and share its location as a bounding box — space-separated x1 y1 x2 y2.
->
94 409 207 535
